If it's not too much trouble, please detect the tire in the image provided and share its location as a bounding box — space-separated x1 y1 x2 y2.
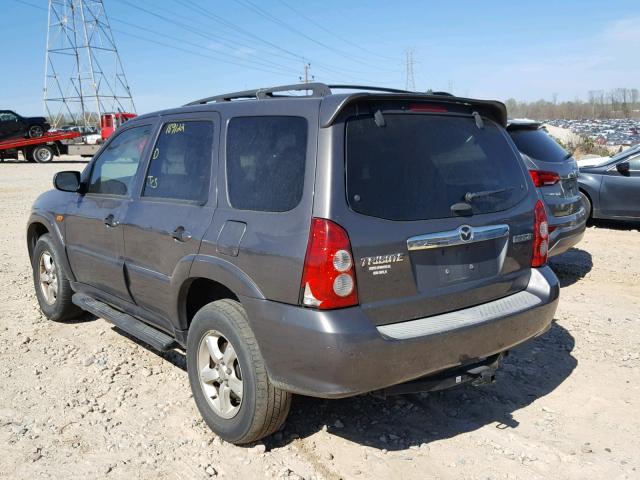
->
32 145 54 163
32 234 83 321
28 124 45 138
187 299 291 444
580 191 592 220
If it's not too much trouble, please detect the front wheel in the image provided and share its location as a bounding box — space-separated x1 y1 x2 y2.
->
32 234 83 321
187 299 291 444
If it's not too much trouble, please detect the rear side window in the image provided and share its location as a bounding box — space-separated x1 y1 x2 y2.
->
509 128 569 163
346 114 527 221
143 121 214 203
226 116 307 212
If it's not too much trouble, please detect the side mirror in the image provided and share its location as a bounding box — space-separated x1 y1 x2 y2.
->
53 171 82 192
616 161 630 176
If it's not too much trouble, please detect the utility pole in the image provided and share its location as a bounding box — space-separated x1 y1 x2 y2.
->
299 63 314 84
404 49 416 91
44 0 135 128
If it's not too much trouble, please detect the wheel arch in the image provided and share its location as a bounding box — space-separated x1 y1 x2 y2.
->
27 221 49 260
26 213 76 282
175 255 265 332
578 185 596 219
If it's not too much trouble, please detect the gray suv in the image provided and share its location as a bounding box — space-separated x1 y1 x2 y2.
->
507 120 586 256
27 84 559 444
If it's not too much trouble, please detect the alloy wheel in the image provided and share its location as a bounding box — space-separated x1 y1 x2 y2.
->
38 251 58 305
197 330 244 419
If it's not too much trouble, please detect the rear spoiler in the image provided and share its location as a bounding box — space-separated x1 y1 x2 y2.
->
319 93 509 128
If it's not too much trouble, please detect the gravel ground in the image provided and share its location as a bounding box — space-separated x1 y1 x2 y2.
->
1 159 639 479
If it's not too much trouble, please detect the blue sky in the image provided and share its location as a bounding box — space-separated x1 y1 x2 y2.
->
2 0 639 116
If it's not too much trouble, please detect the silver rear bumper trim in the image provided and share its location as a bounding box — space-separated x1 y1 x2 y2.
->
376 269 549 340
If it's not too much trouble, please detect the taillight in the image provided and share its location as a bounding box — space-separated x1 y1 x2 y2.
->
300 218 358 310
531 200 549 267
529 170 560 187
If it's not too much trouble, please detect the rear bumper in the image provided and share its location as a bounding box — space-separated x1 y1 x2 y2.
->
548 206 587 257
241 266 559 398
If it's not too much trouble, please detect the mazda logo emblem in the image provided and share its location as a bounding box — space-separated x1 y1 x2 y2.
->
459 225 473 242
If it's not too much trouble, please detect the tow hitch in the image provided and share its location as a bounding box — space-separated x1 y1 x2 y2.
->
373 352 505 398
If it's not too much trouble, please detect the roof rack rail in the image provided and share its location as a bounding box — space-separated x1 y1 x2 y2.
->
184 83 332 105
327 85 415 94
184 83 427 106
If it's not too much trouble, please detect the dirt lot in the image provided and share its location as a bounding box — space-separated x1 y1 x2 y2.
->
1 159 639 480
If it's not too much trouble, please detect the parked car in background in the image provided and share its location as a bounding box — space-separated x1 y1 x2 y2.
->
59 125 102 145
0 110 50 140
507 120 586 256
578 143 640 221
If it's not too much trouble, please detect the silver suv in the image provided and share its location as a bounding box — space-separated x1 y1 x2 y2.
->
508 120 586 256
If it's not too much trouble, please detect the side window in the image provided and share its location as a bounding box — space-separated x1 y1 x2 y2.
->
88 125 151 196
226 116 307 212
0 112 18 122
142 121 214 203
628 155 640 171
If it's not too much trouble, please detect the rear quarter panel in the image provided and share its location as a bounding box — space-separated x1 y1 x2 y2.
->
198 100 321 304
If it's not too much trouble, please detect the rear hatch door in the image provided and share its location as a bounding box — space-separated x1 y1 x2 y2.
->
343 108 536 326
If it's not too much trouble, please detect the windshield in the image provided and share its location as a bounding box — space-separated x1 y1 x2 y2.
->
345 113 528 221
509 128 570 163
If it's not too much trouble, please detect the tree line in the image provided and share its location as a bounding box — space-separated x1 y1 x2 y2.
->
504 88 640 120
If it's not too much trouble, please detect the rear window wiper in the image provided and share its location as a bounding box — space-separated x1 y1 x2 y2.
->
464 187 513 203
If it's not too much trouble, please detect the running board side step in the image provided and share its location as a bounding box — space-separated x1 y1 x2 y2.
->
72 293 177 352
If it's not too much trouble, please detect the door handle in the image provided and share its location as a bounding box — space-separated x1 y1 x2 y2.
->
104 214 119 228
171 226 192 242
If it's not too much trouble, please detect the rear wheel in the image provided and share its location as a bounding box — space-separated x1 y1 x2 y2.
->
187 299 291 444
32 145 54 163
32 234 83 321
28 124 45 138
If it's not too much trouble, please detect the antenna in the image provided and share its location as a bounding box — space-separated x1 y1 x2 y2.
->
44 0 136 128
404 49 416 92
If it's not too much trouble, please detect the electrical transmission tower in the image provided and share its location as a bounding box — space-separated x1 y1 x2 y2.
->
404 49 416 91
44 0 135 128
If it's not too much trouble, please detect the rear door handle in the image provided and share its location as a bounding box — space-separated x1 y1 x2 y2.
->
104 214 119 228
172 226 192 242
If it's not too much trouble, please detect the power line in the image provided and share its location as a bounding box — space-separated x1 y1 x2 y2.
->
13 0 400 87
276 0 397 63
233 0 397 73
11 0 46 10
111 28 292 78
167 0 383 81
114 0 300 76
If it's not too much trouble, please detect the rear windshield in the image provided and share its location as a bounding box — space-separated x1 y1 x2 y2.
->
509 128 569 163
345 114 528 221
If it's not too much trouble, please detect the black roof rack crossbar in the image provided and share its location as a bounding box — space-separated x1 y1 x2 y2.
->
184 82 332 105
184 83 428 106
327 85 416 94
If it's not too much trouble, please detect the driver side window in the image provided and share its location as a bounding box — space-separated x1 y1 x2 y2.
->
628 155 640 172
88 125 151 196
0 112 18 122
